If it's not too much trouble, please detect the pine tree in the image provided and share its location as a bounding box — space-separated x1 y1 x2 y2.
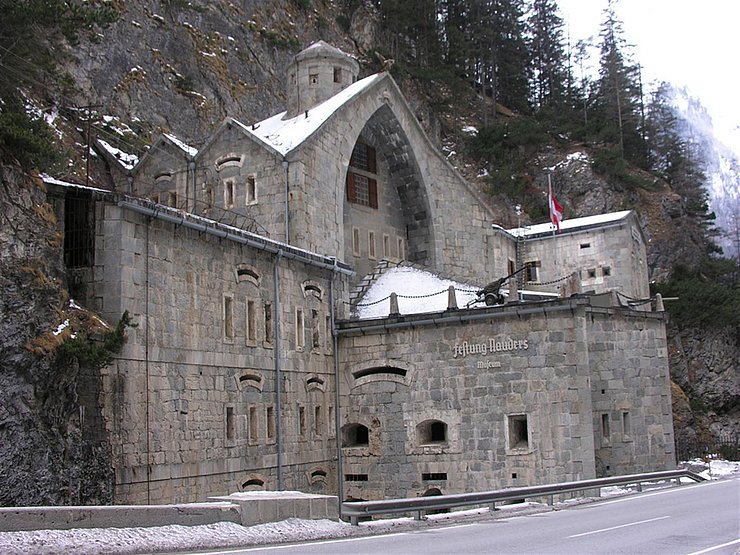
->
593 0 645 165
527 0 570 112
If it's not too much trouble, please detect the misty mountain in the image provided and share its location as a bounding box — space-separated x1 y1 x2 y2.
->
669 86 740 259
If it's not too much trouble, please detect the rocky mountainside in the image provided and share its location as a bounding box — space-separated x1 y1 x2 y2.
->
0 0 736 506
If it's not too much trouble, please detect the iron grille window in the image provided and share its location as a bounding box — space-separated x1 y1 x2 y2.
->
64 192 95 268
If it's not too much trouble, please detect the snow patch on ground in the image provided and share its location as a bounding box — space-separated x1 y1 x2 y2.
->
357 266 480 319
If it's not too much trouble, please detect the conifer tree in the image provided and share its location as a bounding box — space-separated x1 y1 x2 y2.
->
593 0 645 165
527 0 570 112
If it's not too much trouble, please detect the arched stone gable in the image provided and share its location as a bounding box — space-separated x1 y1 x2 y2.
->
286 74 499 284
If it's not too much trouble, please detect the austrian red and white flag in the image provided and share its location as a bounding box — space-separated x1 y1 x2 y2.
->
548 177 563 232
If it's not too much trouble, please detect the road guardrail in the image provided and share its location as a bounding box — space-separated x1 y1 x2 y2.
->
342 469 706 525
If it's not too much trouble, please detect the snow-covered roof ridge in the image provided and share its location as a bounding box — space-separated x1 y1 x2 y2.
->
162 133 198 157
507 210 633 238
237 73 385 157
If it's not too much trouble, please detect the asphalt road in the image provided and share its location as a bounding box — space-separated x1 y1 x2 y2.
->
210 478 740 555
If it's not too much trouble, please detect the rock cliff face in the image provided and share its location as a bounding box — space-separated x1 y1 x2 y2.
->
0 166 113 505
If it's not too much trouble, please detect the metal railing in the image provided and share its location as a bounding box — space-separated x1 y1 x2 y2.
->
342 469 706 525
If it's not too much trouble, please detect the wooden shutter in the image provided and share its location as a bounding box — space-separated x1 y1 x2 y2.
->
346 172 356 203
368 178 378 209
367 145 377 173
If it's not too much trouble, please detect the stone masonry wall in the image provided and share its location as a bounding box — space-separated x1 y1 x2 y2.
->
87 203 347 503
521 215 650 300
587 308 675 476
337 300 598 500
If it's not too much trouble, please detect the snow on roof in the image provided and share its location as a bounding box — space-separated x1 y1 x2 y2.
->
357 266 480 319
163 133 198 157
238 73 384 156
97 139 139 170
41 174 110 194
507 210 632 238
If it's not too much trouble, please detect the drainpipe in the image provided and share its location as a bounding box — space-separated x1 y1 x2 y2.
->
282 159 289 244
329 262 344 514
273 250 284 490
189 160 196 213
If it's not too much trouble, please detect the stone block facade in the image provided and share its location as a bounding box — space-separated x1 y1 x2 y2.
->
48 42 675 506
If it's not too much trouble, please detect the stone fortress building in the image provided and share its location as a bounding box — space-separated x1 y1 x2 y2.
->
49 41 675 505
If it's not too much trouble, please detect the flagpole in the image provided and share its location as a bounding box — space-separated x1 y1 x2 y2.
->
548 173 555 237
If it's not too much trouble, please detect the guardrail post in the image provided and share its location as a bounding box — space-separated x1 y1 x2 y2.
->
350 515 358 526
490 501 496 512
636 482 643 492
547 494 554 506
414 510 424 521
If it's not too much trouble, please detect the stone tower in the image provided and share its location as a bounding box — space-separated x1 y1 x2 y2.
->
285 41 359 119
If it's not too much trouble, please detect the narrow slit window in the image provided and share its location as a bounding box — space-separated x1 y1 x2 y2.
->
246 300 256 342
314 405 323 435
368 231 376 259
226 406 235 440
296 308 305 350
267 406 275 440
223 296 234 339
264 302 273 344
249 406 258 441
602 413 611 442
397 237 405 260
383 234 390 258
246 176 256 204
352 228 361 256
622 412 631 437
298 406 306 436
225 180 235 208
311 309 320 349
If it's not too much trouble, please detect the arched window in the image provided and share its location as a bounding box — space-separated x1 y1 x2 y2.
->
416 419 448 445
342 423 369 447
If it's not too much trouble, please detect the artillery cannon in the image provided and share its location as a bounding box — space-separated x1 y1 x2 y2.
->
469 266 527 307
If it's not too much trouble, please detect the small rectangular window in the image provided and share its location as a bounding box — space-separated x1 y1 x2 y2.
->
422 473 448 481
580 243 591 249
587 268 597 279
309 71 318 85
226 406 235 440
333 66 342 83
344 474 369 482
296 308 305 350
267 406 275 440
603 266 611 277
328 405 335 438
223 295 234 340
249 406 258 442
383 234 390 259
508 414 529 450
246 176 257 205
325 315 332 351
397 237 405 260
150 193 160 204
368 231 376 259
508 259 516 276
246 300 256 342
524 261 539 283
168 191 177 208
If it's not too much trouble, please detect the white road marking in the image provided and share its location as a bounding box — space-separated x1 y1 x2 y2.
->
684 538 740 555
567 515 670 538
